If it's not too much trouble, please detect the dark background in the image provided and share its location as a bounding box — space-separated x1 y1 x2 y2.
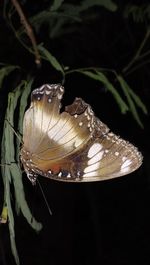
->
0 0 150 265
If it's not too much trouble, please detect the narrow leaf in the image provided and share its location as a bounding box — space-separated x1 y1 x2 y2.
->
8 200 20 265
38 46 64 75
5 168 20 265
1 81 42 264
7 84 42 231
81 0 118 12
126 84 147 114
0 65 19 89
18 79 33 135
50 0 65 11
11 164 42 231
117 75 144 128
79 70 129 114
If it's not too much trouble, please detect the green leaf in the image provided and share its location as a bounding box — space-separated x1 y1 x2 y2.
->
80 0 118 12
124 4 150 22
11 163 42 231
5 83 42 229
78 70 129 114
18 79 33 135
25 10 81 35
6 178 20 265
117 75 144 128
50 0 65 11
38 46 64 75
62 0 117 16
125 84 148 114
1 81 42 264
1 103 21 264
0 65 19 89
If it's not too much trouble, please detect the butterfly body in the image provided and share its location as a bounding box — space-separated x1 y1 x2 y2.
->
20 84 142 184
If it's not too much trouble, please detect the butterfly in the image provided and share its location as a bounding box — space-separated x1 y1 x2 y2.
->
20 84 143 185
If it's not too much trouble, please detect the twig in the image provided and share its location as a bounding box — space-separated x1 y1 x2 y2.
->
10 0 41 65
65 66 115 75
124 59 150 77
138 49 150 60
123 28 150 74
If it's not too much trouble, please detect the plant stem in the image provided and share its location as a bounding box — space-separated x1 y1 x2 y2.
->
10 0 41 65
65 67 115 75
123 28 150 73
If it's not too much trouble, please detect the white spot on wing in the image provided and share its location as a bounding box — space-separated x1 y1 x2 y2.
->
84 162 100 173
120 166 130 174
121 159 132 169
120 159 132 174
122 156 127 162
88 150 104 165
74 137 83 148
83 171 98 178
45 90 51 95
60 87 64 92
88 143 103 158
58 94 62 100
58 172 62 177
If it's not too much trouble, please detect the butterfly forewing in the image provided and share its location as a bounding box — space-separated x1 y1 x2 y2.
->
23 84 63 152
20 84 142 184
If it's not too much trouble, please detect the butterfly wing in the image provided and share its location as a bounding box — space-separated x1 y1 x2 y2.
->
21 84 142 183
61 131 142 182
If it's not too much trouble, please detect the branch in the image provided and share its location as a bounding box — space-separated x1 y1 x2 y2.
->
123 28 150 74
124 59 150 77
11 0 41 65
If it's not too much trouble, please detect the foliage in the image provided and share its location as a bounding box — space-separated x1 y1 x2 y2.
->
1 79 42 264
38 45 65 76
117 75 147 128
124 3 150 23
75 69 129 114
0 65 19 89
17 0 117 38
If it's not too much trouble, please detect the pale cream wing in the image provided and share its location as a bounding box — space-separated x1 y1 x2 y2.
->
22 84 108 173
21 84 142 183
23 84 63 152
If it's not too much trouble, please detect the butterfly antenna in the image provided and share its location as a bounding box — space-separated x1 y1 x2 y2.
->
37 179 52 216
4 118 23 144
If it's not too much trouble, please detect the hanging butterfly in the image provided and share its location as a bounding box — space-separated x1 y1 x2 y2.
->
20 84 143 185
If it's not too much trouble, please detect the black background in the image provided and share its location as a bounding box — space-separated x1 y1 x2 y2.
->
0 1 150 265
